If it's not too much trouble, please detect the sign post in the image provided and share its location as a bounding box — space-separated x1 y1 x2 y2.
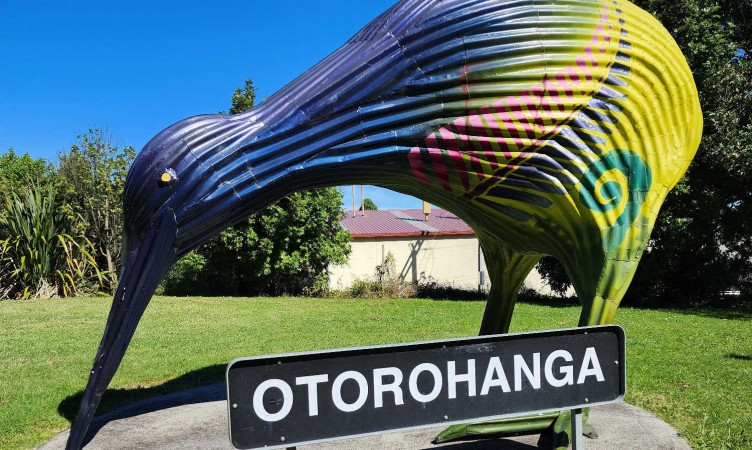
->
572 407 584 450
227 325 625 449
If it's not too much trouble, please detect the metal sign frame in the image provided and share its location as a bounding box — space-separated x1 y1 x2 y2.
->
226 325 625 449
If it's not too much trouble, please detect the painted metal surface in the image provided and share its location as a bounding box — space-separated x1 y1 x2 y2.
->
65 1 702 449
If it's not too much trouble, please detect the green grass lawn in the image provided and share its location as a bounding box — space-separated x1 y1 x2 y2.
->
0 296 750 449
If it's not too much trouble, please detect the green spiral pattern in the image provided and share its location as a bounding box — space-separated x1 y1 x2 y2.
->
579 149 653 254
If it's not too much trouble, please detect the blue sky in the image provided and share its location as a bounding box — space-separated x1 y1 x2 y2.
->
0 0 422 210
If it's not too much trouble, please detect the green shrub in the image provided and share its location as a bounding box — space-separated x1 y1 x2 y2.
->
161 189 350 297
415 276 486 301
345 278 381 298
159 252 211 296
328 252 417 299
0 184 102 299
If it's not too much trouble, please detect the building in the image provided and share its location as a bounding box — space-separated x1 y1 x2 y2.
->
330 208 559 294
329 208 485 290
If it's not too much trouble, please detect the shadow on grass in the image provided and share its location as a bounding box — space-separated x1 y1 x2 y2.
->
516 290 580 308
58 364 226 447
414 280 489 301
415 285 579 307
417 291 752 319
417 287 751 324
727 353 752 361
413 281 752 321
667 305 752 321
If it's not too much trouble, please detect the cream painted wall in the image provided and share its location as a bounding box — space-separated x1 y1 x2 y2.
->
329 235 483 290
329 235 568 295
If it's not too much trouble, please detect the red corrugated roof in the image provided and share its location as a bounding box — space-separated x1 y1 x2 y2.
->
340 208 474 238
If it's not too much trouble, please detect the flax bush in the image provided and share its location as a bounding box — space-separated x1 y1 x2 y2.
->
0 184 103 299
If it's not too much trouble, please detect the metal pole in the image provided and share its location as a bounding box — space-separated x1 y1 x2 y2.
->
478 243 483 291
361 185 365 217
351 185 356 218
571 408 584 450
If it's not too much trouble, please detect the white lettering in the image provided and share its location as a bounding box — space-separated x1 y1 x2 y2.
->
253 379 293 422
373 367 404 408
480 356 511 394
577 347 605 384
332 371 369 412
295 374 329 416
408 363 442 403
514 353 541 391
447 359 476 399
544 350 574 387
250 344 607 422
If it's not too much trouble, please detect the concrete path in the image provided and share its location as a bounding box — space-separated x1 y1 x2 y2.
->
40 383 691 450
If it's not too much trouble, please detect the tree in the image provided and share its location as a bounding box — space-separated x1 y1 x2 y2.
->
164 188 350 295
361 198 378 211
228 78 257 115
539 1 752 304
0 148 52 208
56 129 136 292
163 78 351 296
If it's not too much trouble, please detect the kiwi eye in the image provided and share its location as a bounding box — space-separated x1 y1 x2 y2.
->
158 171 174 187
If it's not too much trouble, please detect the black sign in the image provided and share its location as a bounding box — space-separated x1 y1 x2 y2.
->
226 325 625 449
